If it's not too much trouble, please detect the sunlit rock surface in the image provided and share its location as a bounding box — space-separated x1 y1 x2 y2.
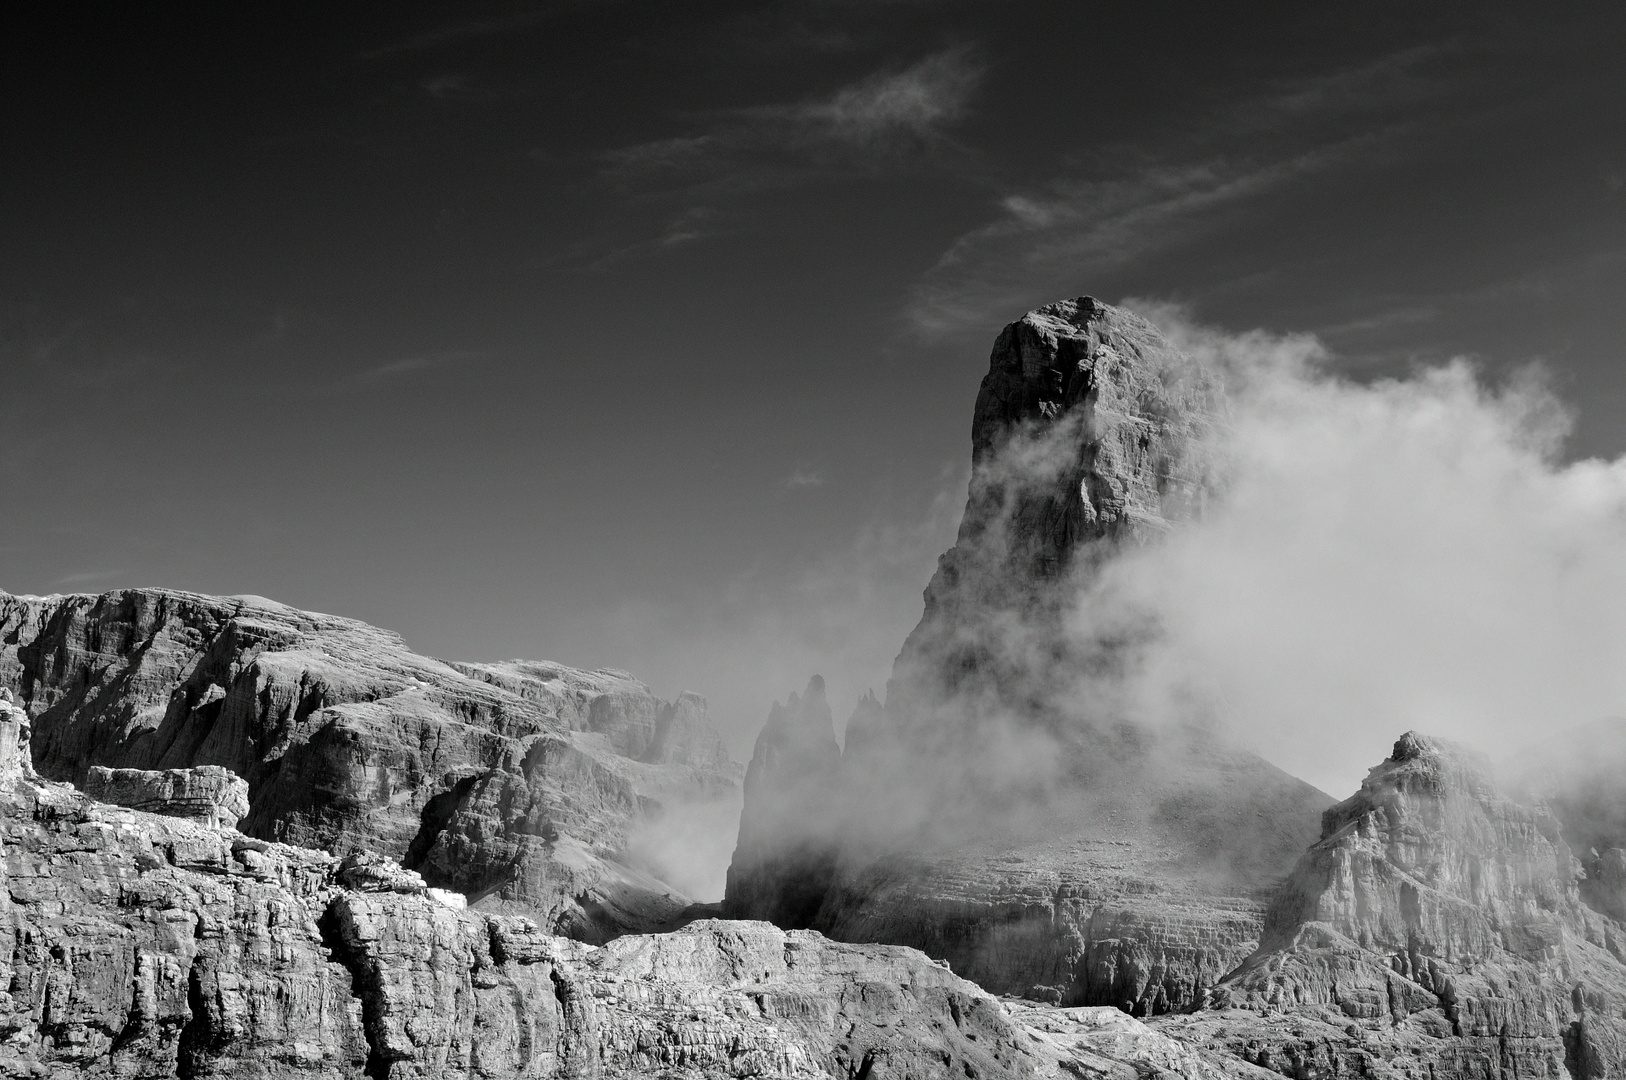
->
0 697 1270 1079
727 298 1330 1011
0 587 742 941
1506 717 1626 925
1173 732 1626 1077
82 763 250 828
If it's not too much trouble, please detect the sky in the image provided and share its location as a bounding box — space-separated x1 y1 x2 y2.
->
3 2 1625 778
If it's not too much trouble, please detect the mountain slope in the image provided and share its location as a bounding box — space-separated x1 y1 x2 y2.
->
0 587 740 939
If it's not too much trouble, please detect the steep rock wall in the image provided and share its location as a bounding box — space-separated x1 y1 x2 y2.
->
1185 732 1626 1078
727 299 1329 1012
723 676 843 928
0 588 741 940
0 693 1269 1079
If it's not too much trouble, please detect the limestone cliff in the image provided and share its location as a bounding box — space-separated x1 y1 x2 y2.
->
723 676 843 927
0 588 741 941
726 298 1329 1012
1505 718 1626 925
0 692 1272 1079
889 296 1225 721
1182 732 1626 1077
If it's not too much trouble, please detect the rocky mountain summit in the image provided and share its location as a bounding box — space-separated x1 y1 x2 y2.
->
724 296 1626 1076
728 298 1330 1011
1169 731 1626 1076
0 588 740 940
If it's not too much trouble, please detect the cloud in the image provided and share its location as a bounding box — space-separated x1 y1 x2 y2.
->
908 149 1358 336
903 47 1446 337
769 47 981 149
580 48 981 265
785 468 826 489
342 349 479 390
579 207 721 269
601 48 982 195
1056 302 1626 796
357 9 558 61
52 569 127 589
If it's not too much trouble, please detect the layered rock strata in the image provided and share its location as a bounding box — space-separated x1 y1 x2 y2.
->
1506 718 1626 925
727 298 1329 1011
0 694 1270 1079
1180 732 1626 1077
0 588 742 940
82 764 250 828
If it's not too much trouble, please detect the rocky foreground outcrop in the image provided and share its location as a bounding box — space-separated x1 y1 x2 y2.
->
728 298 1330 1011
1165 732 1626 1077
0 589 741 941
0 690 1272 1079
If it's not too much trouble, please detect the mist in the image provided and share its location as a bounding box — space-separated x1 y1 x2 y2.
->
1067 302 1626 797
586 471 967 759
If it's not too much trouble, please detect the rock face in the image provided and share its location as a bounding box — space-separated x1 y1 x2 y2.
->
890 296 1224 717
723 676 843 928
1505 718 1626 925
813 738 1328 1014
726 298 1330 1011
0 588 742 940
1182 732 1626 1077
0 695 1269 1079
82 764 250 828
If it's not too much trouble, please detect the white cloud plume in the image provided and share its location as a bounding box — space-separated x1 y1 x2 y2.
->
782 48 980 148
1063 302 1626 796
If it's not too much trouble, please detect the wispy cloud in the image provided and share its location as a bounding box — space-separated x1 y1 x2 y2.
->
907 147 1368 335
338 349 480 391
763 48 981 150
357 9 557 62
903 47 1449 337
785 468 826 489
600 47 982 204
579 206 722 269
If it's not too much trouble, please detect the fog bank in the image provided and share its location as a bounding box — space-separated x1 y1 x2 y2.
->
1071 302 1626 796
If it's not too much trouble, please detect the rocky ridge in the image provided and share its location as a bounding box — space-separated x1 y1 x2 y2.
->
0 588 741 941
0 689 1273 1079
1506 718 1626 926
727 298 1330 1012
1168 732 1626 1077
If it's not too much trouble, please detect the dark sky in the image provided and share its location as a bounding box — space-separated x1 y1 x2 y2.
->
4 2 1625 753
